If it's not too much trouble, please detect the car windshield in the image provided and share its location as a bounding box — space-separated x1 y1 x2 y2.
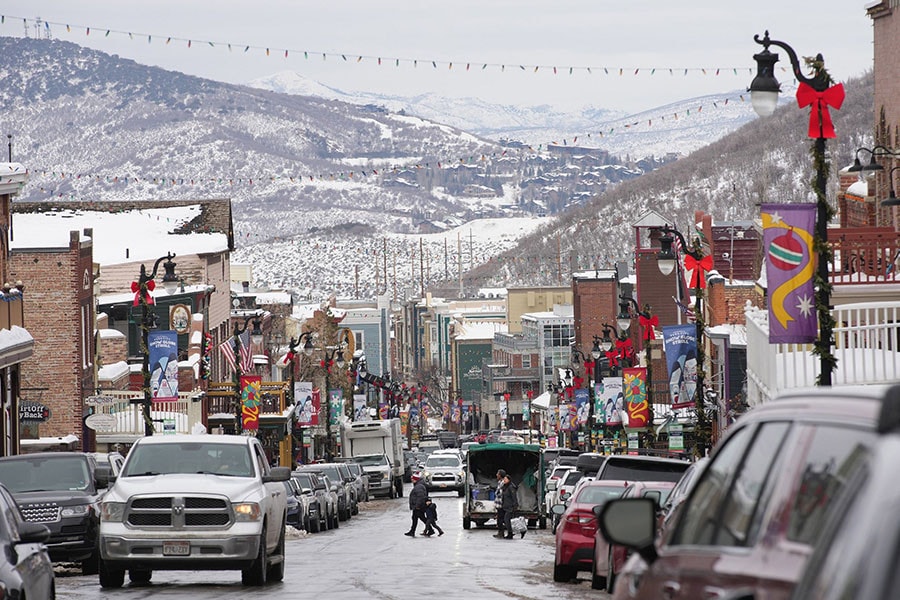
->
0 456 92 493
351 455 388 466
121 442 253 477
562 471 584 487
292 473 316 491
575 485 626 504
425 456 461 468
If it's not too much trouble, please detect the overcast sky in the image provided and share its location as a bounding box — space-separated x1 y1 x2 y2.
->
1 1 874 113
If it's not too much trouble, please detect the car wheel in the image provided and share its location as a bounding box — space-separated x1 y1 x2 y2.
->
607 548 616 593
129 569 152 585
389 484 397 500
98 558 125 589
463 516 471 530
553 563 574 583
332 510 340 529
241 528 268 586
590 545 605 590
81 550 99 575
457 488 465 497
351 501 359 516
539 516 547 530
266 525 285 582
396 479 404 498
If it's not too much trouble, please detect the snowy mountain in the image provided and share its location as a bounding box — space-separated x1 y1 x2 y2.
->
249 71 760 159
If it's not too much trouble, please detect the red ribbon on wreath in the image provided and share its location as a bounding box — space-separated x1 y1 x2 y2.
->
683 254 713 289
639 314 659 340
796 82 844 139
131 280 155 306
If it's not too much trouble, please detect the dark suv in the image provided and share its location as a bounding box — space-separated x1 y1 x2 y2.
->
0 452 106 574
597 385 889 600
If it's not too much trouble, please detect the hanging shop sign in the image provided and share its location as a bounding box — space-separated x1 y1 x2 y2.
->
20 402 51 422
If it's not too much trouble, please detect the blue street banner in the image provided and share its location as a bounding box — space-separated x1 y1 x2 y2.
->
761 203 817 343
522 401 531 422
148 330 179 402
574 388 589 426
663 324 697 409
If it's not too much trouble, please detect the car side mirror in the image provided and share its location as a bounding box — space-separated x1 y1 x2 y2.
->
95 472 110 489
598 498 658 565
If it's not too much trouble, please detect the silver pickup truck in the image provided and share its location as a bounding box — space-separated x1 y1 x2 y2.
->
98 434 290 588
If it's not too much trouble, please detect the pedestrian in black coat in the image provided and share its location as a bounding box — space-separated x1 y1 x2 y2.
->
405 479 429 537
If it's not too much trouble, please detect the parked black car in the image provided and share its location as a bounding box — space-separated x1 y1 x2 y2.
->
0 452 105 575
291 471 337 532
0 482 55 599
298 464 353 521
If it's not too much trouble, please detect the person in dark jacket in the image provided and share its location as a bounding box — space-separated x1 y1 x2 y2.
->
405 478 429 537
493 470 518 539
422 498 444 537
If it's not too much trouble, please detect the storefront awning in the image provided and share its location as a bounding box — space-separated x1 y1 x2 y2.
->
0 326 34 369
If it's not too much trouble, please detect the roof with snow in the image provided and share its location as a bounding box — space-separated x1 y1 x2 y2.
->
11 200 231 267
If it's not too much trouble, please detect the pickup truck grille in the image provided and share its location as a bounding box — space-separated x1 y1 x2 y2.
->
20 503 61 523
126 496 231 529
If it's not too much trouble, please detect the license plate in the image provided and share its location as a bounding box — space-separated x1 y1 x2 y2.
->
163 541 190 556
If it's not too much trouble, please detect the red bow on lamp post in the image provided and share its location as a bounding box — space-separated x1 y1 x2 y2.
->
796 82 844 139
639 314 659 340
131 279 155 306
615 337 634 363
683 254 714 289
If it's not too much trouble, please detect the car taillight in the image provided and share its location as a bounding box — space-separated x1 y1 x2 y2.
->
565 513 595 525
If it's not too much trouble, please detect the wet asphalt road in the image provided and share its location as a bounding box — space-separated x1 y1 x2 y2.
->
55 483 611 599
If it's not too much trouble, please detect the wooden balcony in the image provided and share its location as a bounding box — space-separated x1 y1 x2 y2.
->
207 381 290 419
828 226 900 284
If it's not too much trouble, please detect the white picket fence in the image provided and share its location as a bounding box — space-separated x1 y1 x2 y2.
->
745 301 900 406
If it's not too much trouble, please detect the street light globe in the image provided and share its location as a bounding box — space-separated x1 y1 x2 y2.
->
750 90 779 117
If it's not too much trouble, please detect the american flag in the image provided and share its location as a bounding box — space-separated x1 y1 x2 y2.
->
672 296 696 322
218 330 254 374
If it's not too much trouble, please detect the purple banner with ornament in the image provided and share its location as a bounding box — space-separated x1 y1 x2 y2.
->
762 203 817 343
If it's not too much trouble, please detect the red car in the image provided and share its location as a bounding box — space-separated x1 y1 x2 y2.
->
552 480 629 582
592 480 676 592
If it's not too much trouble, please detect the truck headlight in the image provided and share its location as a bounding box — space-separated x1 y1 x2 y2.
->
62 504 91 518
101 502 126 522
233 502 262 522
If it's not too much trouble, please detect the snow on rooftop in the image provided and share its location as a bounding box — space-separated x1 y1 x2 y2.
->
10 205 229 266
455 321 508 341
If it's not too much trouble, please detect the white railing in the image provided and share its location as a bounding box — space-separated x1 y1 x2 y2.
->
745 301 900 406
89 390 205 438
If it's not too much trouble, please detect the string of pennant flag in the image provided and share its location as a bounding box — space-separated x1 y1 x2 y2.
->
1 14 789 79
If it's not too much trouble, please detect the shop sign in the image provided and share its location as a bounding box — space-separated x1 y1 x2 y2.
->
20 402 51 422
668 423 684 450
85 413 118 432
85 395 118 406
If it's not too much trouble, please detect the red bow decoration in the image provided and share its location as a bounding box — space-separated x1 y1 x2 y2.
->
639 314 659 340
583 360 595 374
796 82 844 139
683 254 713 289
130 280 155 306
573 375 585 389
616 337 634 360
285 351 295 364
606 351 619 367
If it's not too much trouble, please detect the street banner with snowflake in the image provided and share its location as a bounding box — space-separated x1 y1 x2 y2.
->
762 204 817 343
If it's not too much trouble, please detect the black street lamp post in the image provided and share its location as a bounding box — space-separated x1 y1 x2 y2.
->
136 253 179 437
233 314 263 434
321 337 349 461
286 332 315 464
547 368 572 448
750 30 844 386
657 224 712 454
